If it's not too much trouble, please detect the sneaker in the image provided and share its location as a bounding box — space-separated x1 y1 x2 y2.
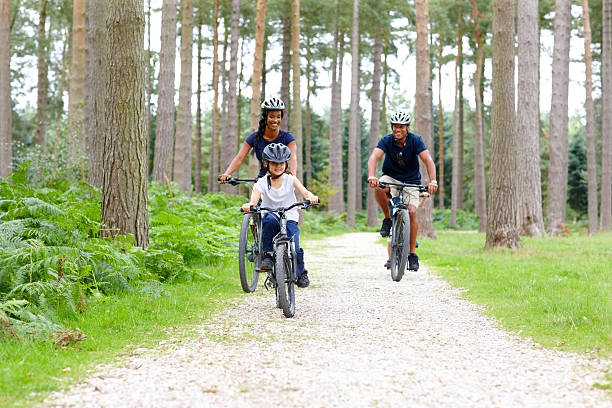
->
260 255 273 271
380 218 392 237
384 259 391 269
407 253 419 271
296 271 310 288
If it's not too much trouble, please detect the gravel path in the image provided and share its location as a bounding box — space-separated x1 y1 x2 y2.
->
44 232 611 407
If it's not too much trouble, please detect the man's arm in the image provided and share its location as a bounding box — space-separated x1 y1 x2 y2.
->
367 147 385 187
418 149 438 195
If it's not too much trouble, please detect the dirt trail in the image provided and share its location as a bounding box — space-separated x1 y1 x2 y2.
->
45 232 611 407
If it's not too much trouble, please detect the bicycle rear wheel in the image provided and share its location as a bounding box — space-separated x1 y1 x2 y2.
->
238 212 260 292
275 244 295 318
390 209 410 282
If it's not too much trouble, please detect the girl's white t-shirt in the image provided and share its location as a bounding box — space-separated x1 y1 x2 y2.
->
254 174 299 222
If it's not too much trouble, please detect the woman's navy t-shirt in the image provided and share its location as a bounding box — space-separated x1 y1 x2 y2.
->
245 130 296 178
376 133 427 184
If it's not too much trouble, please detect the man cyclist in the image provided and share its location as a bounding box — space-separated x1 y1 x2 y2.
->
367 110 438 271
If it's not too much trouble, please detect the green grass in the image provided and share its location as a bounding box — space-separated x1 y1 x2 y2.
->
0 260 242 408
418 231 612 356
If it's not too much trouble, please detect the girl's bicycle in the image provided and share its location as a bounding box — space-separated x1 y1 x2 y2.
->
378 181 428 282
243 200 318 318
219 177 261 293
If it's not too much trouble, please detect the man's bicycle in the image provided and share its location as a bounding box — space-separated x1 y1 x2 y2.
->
243 201 318 318
378 181 428 282
219 177 261 293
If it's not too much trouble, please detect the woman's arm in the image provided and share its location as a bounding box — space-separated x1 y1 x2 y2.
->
219 142 252 183
287 141 298 175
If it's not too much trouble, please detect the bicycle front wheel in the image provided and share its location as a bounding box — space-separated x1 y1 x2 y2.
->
390 209 410 282
238 212 260 292
275 244 295 318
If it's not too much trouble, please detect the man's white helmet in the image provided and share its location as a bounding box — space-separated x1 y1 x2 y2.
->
390 110 412 125
261 97 285 110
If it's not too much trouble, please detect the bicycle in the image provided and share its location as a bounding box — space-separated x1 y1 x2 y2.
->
219 177 261 293
378 181 429 282
243 200 318 318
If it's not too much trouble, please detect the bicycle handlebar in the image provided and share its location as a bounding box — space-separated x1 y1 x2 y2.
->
218 176 258 186
378 181 428 193
241 200 319 213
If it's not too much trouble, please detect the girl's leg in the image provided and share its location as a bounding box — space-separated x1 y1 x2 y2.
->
261 213 280 253
286 221 305 277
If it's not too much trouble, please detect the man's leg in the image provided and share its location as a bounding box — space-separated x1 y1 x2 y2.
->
375 187 393 237
407 205 419 270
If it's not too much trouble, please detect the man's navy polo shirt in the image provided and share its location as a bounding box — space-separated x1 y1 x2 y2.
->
376 132 427 184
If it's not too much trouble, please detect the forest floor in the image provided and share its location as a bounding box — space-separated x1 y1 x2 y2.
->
43 232 611 407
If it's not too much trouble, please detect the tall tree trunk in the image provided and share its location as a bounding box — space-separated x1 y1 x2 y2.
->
280 10 291 130
102 0 149 248
221 0 240 194
67 0 87 172
437 8 445 210
35 0 48 147
546 0 571 235
486 0 519 249
54 28 69 166
328 8 344 214
86 0 107 188
581 0 598 233
305 38 312 187
173 0 193 192
152 0 177 184
450 11 463 226
249 0 267 179
208 0 220 193
601 0 612 231
367 37 383 227
381 43 389 137
291 0 302 181
194 9 202 194
146 0 152 166
415 0 435 238
0 0 10 178
347 0 360 227
516 0 543 236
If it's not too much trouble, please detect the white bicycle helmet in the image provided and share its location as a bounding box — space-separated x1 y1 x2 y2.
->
261 97 285 111
390 110 412 126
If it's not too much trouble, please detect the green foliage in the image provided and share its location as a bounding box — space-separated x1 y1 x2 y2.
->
432 208 480 230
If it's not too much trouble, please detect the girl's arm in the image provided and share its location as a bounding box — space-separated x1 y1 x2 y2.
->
220 142 252 183
293 177 318 203
241 187 262 212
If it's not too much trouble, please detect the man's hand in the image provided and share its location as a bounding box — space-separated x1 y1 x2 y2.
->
428 180 438 196
219 173 231 184
368 176 379 188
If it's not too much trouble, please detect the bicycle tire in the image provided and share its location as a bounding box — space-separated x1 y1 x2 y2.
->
238 212 260 292
390 209 410 282
275 244 295 318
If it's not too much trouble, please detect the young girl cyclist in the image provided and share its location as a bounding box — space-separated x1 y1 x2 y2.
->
241 143 318 288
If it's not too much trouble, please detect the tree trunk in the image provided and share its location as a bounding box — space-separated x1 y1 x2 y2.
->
102 0 149 248
220 0 240 194
146 0 152 169
86 0 107 188
249 0 267 179
437 8 445 210
367 37 383 227
546 0 571 235
415 0 435 238
486 0 520 249
0 0 10 178
54 29 69 166
195 10 202 194
601 0 612 231
347 0 360 227
67 0 87 172
35 0 48 147
208 0 220 193
450 12 463 226
581 0 598 233
470 0 487 232
381 43 389 137
152 0 177 184
328 7 344 214
281 10 291 130
173 0 193 192
291 0 302 182
305 38 312 187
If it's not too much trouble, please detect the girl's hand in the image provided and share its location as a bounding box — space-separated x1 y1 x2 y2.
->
242 203 254 212
307 194 319 204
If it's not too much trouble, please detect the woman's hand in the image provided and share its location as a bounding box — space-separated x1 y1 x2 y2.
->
219 173 231 184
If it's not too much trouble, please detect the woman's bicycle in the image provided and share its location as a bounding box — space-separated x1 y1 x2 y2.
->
219 177 261 293
378 181 429 282
243 201 318 318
